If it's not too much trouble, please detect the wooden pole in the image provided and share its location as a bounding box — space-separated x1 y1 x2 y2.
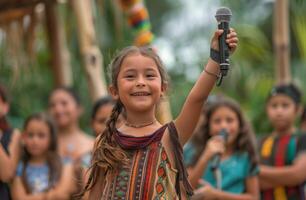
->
274 0 291 84
45 1 72 87
70 0 108 102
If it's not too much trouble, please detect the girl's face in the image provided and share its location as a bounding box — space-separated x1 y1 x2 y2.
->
91 103 114 136
23 119 51 157
49 90 81 128
209 106 240 145
111 53 164 114
266 94 298 131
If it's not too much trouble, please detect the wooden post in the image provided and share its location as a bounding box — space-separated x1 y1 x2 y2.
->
274 0 291 84
45 2 72 87
70 0 108 102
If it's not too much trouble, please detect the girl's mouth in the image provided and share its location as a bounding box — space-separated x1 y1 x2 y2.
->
131 92 150 96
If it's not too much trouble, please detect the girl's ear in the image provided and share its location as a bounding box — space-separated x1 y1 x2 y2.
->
297 104 304 116
161 83 168 96
109 85 119 100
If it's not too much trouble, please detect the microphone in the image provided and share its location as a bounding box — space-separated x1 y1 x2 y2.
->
210 129 228 171
215 7 232 77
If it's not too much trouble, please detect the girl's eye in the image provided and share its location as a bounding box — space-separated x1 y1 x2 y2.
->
38 132 46 139
270 103 278 109
146 74 156 79
282 103 289 108
27 132 35 138
125 75 135 79
226 117 234 123
212 118 221 124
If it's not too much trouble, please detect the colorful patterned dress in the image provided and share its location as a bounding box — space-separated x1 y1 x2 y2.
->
259 132 306 200
99 122 193 200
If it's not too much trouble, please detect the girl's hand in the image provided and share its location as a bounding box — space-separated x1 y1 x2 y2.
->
211 28 238 54
193 183 217 200
202 136 225 160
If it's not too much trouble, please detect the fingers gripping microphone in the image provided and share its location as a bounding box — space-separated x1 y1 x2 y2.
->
215 7 232 77
210 129 228 171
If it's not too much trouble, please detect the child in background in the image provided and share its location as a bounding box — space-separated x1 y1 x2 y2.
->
0 84 20 200
11 113 74 200
185 97 259 200
48 87 94 161
259 83 306 200
91 96 117 136
81 27 238 199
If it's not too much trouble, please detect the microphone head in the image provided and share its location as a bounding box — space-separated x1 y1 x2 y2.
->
219 129 229 142
215 7 232 22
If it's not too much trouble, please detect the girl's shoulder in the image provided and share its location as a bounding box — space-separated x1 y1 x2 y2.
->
75 132 95 155
78 132 95 144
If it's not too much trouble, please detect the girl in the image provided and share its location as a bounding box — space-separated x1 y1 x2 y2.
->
259 83 306 200
0 84 20 200
48 87 94 161
82 28 238 199
91 96 117 136
11 113 74 200
185 97 259 200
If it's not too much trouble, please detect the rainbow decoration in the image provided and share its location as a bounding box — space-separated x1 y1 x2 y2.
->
119 0 154 46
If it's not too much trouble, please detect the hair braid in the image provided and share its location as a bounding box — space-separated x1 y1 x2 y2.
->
78 101 128 197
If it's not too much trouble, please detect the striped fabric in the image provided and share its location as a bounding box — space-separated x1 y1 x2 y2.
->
100 124 180 199
260 133 305 200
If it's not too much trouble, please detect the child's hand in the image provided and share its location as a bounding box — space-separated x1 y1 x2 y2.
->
211 28 238 54
192 182 217 200
202 136 225 159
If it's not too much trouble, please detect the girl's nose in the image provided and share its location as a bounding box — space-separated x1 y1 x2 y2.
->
220 121 229 130
136 76 146 87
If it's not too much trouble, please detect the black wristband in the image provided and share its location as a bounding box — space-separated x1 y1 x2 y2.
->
210 48 220 64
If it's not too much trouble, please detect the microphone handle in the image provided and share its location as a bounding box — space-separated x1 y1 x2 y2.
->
218 21 230 76
210 153 221 171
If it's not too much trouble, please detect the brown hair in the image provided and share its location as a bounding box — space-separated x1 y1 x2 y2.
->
190 97 259 171
81 46 169 196
21 113 62 193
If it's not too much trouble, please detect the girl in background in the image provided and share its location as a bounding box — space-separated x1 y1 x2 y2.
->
48 87 94 161
259 83 306 200
81 27 238 199
0 84 20 200
11 113 74 200
91 96 117 136
185 97 259 200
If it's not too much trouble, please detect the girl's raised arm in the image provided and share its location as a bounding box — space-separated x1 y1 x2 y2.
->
174 29 238 145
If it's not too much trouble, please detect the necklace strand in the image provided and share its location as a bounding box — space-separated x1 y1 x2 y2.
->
125 119 157 128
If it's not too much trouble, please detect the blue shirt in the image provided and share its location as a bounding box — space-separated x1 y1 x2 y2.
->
16 157 71 194
183 142 258 194
16 162 50 194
